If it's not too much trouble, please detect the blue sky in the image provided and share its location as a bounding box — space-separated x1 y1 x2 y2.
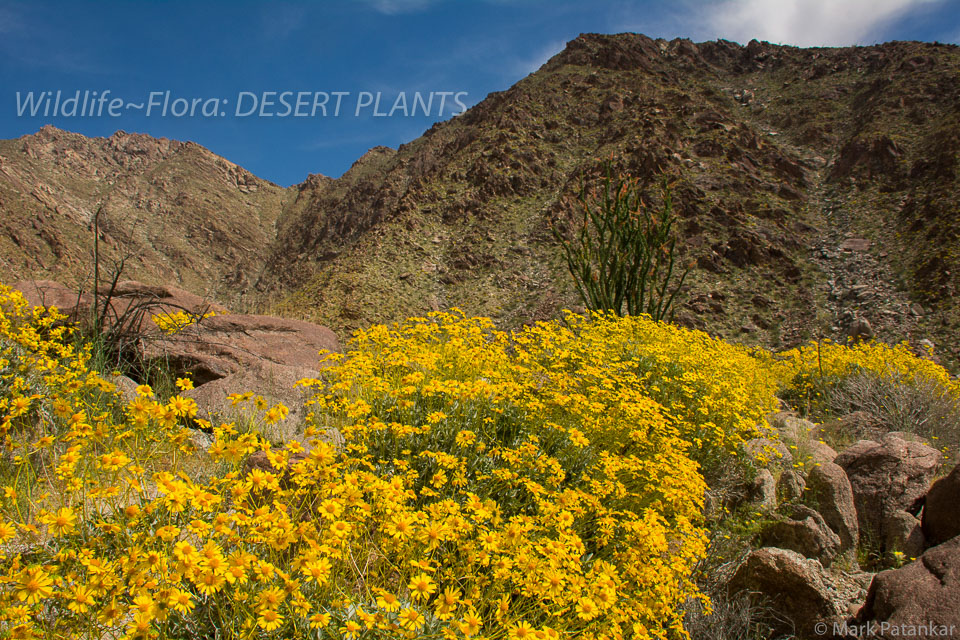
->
2 0 958 186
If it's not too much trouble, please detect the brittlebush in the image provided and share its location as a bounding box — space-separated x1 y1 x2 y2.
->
777 339 960 411
1 280 953 640
776 339 960 458
152 310 217 335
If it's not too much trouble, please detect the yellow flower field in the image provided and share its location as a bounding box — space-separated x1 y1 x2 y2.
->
0 282 955 639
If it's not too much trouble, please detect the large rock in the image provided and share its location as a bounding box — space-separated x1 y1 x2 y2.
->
857 536 960 637
13 280 339 383
11 279 91 320
729 547 842 638
101 280 229 330
748 468 778 510
809 440 839 464
744 437 794 468
761 504 842 567
806 461 860 554
883 510 926 560
112 374 140 405
12 279 227 332
768 413 836 462
835 433 941 543
185 363 320 440
923 464 960 547
14 279 341 439
140 313 339 385
771 413 819 441
777 469 806 503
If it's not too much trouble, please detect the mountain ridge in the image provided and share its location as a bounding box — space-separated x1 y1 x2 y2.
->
3 33 960 368
0 124 288 308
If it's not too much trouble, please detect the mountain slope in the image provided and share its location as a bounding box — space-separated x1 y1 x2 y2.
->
2 34 960 368
0 126 288 306
257 34 960 368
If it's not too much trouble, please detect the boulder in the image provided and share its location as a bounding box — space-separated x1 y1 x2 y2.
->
809 440 839 464
806 461 860 554
835 433 940 542
729 547 842 638
12 279 226 332
771 413 819 442
749 469 778 510
771 412 839 463
845 317 874 344
745 437 794 468
761 504 842 566
777 469 806 503
139 313 339 385
857 536 960 637
883 510 926 560
923 464 960 547
11 279 91 320
111 374 140 405
103 281 229 331
185 363 320 440
241 448 311 496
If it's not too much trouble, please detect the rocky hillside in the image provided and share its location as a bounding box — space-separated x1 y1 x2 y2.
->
0 126 288 307
2 34 960 367
255 35 960 369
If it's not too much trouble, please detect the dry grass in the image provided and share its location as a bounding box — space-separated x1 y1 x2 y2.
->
684 591 796 640
828 370 960 460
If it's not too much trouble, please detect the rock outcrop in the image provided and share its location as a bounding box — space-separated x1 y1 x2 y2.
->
835 433 941 544
857 536 960 638
922 464 960 547
184 363 321 441
729 547 842 638
139 313 339 385
13 279 340 439
777 469 806 503
749 468 778 510
760 504 842 567
883 511 926 560
11 279 227 332
806 460 860 554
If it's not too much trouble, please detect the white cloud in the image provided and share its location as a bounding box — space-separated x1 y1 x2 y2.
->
358 0 439 14
509 39 567 78
702 0 944 47
359 0 538 15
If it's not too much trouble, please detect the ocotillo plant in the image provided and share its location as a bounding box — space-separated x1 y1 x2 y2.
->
553 159 690 320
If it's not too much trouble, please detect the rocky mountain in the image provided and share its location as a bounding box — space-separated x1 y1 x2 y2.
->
3 34 960 367
0 126 287 307
254 34 960 368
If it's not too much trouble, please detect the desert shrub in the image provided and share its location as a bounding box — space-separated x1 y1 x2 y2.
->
552 160 690 320
828 370 960 459
0 286 195 508
0 297 756 639
544 311 781 474
775 340 960 458
289 310 711 637
683 591 794 640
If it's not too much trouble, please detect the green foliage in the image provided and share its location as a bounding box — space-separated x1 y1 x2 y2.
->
553 160 691 320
